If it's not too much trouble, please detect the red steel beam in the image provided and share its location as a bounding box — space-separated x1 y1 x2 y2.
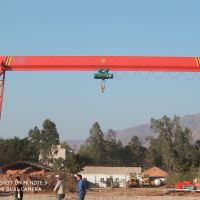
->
0 56 200 72
0 55 200 119
0 71 5 119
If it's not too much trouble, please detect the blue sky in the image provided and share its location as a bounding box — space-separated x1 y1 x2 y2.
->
0 0 200 140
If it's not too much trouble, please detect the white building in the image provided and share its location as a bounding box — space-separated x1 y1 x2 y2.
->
80 166 142 188
39 144 75 165
50 144 67 160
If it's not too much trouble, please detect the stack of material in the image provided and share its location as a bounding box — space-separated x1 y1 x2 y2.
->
0 172 57 193
30 170 45 176
6 170 19 175
20 167 33 174
141 167 168 178
175 181 194 190
6 167 33 175
0 161 57 194
194 183 200 190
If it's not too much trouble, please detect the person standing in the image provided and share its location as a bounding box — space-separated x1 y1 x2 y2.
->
54 175 65 200
76 174 86 200
14 176 23 200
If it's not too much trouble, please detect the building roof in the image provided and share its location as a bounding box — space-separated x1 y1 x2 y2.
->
140 167 168 177
0 161 52 172
80 166 142 175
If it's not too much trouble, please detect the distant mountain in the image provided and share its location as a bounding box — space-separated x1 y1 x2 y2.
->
67 139 85 151
115 124 151 146
116 113 200 145
67 113 200 151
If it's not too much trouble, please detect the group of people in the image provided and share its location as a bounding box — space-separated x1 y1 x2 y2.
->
14 174 86 200
54 174 86 200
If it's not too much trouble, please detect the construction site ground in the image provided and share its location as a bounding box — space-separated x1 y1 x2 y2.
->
2 188 200 200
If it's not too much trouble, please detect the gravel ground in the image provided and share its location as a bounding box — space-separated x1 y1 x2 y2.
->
1 188 200 200
1 195 200 200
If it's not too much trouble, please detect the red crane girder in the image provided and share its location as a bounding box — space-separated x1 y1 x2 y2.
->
0 55 200 119
0 56 200 72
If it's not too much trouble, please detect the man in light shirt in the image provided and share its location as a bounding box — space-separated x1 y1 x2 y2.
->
54 175 65 200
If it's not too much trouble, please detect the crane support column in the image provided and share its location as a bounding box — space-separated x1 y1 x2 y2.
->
0 70 5 118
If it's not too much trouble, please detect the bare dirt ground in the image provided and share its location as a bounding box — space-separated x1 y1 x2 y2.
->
2 188 200 200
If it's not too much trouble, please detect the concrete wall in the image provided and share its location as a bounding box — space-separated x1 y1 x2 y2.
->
51 147 66 160
39 145 67 163
81 166 142 188
82 173 129 184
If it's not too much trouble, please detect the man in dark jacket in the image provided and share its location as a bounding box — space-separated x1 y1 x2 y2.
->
14 176 23 200
76 174 86 200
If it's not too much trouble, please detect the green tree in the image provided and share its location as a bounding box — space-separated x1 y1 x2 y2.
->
53 144 83 174
39 119 60 164
192 140 200 167
173 125 193 172
125 136 147 166
28 126 41 158
79 122 106 165
28 126 41 145
147 137 163 168
150 116 175 170
104 129 123 165
54 142 83 173
0 137 38 164
149 115 194 172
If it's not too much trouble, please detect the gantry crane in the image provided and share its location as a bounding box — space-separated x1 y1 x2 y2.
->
0 56 200 118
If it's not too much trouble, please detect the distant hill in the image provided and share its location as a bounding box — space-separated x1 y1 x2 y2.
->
115 113 200 146
67 113 200 151
115 124 151 146
66 139 85 151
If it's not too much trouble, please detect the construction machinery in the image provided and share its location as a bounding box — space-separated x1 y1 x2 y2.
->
127 173 139 188
139 174 151 187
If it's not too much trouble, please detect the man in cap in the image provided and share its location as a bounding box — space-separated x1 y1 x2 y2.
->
54 174 65 200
